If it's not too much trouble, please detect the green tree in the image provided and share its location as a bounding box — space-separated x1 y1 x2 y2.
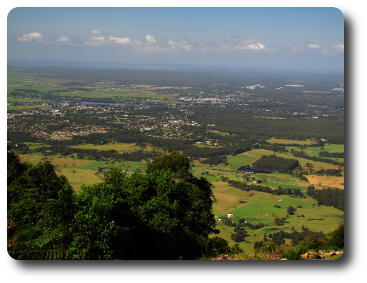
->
147 151 191 179
7 152 74 259
69 153 218 259
287 206 296 215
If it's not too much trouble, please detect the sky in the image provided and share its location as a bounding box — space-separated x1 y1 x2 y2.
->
7 7 344 73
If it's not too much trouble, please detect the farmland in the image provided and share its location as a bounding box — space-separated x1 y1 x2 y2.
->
18 138 345 251
8 66 344 255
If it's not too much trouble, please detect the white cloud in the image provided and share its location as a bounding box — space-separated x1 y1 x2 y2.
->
332 43 344 52
57 36 70 43
145 34 156 44
321 43 344 55
246 41 266 50
91 29 101 34
85 36 105 46
17 32 43 42
220 40 266 51
307 43 321 49
109 36 134 45
168 39 192 51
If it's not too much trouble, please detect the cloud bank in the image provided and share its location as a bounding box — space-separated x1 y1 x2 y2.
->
15 30 343 57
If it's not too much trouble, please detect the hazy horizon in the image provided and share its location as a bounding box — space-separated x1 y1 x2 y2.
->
8 7 344 74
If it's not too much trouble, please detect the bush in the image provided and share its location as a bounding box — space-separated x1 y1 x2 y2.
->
282 245 307 260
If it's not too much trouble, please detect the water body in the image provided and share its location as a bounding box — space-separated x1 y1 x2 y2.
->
79 101 141 107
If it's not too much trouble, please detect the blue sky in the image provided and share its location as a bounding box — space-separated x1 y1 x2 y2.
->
7 7 344 73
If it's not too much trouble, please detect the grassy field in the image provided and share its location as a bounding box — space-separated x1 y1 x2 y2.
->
199 147 345 252
70 142 163 154
213 188 344 252
266 138 317 145
8 104 50 111
24 142 51 150
305 175 344 189
286 143 344 163
57 168 103 191
194 143 222 149
227 153 257 169
8 73 177 102
19 154 146 191
208 130 231 136
19 141 344 253
253 173 309 191
8 71 178 107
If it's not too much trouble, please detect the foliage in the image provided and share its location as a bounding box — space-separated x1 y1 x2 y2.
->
287 206 296 215
147 151 192 179
281 225 344 259
69 152 219 259
231 225 249 242
307 186 344 211
252 155 300 173
7 151 74 259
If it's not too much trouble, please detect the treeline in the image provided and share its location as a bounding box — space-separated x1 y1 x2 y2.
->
319 151 344 158
307 186 344 211
40 144 160 162
7 151 239 260
227 179 304 197
290 149 344 166
316 168 343 176
201 155 228 166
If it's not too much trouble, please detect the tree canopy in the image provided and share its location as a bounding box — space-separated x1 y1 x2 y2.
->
7 152 74 259
8 151 229 259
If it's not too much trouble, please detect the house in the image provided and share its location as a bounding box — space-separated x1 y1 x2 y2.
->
226 214 234 219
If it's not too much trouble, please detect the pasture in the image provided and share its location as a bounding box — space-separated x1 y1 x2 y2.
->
266 138 317 145
213 188 344 252
286 143 344 163
19 154 146 191
305 175 344 189
70 142 163 154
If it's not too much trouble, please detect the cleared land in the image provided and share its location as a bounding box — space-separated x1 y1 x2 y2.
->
19 154 145 191
214 189 343 252
305 175 344 189
19 139 344 252
266 138 317 145
70 142 163 153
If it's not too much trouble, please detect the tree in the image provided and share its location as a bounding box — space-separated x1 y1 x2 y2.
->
7 152 74 259
287 206 296 215
231 225 248 242
146 151 191 179
325 224 344 249
69 153 218 259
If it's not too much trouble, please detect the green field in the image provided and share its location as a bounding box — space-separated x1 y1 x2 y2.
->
71 142 163 154
24 142 51 150
286 143 344 163
19 139 344 253
20 153 146 191
8 71 177 104
213 188 343 252
266 138 317 145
